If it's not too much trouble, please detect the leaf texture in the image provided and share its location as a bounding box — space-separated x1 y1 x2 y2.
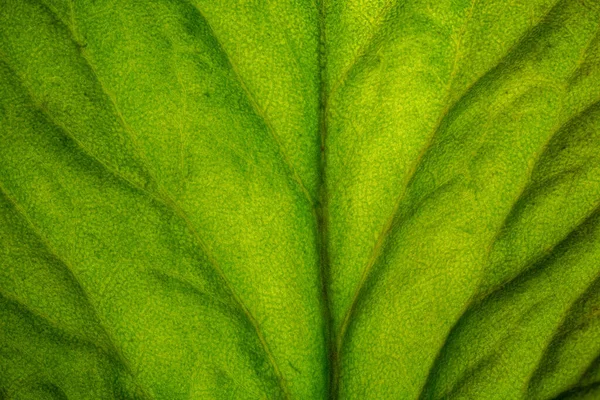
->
1 0 600 399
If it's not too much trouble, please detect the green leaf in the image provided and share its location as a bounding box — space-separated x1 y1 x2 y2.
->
1 0 600 398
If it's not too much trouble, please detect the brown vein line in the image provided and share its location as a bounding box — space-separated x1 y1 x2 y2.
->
14 3 292 397
335 0 479 363
0 179 153 400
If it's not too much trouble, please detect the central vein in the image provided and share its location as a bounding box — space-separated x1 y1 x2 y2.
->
315 1 336 398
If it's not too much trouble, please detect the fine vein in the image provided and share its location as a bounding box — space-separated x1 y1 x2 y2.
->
27 2 293 397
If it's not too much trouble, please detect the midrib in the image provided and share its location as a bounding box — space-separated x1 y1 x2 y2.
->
315 1 337 398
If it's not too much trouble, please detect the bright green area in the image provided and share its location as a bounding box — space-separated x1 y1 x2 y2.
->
0 0 599 398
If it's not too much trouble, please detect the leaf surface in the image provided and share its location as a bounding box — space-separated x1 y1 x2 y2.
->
1 0 600 399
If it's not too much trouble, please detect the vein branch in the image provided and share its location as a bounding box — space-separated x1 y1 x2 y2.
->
0 180 154 400
14 2 293 397
335 0 478 366
184 0 315 209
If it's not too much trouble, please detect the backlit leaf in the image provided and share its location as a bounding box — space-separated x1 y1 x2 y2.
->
1 0 599 398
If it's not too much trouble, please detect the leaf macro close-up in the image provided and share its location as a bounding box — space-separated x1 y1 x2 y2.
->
2 0 600 398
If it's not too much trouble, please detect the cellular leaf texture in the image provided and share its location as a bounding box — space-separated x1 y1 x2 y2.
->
1 0 600 399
